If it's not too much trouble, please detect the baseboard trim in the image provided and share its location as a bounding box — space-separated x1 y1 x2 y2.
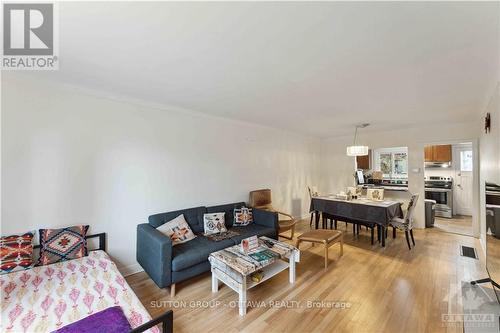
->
119 262 144 277
299 213 311 220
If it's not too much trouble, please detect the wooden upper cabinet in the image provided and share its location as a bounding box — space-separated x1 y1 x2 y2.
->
424 144 452 162
433 145 452 162
356 150 371 169
424 146 433 162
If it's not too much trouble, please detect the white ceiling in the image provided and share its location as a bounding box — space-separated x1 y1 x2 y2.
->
22 1 499 137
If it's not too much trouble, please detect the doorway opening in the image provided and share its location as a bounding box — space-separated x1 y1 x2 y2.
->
423 142 474 236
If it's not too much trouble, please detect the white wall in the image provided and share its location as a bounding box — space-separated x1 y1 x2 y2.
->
478 84 500 247
477 1 500 247
320 122 479 232
1 74 322 275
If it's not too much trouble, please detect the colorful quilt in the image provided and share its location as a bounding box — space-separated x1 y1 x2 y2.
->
0 250 158 333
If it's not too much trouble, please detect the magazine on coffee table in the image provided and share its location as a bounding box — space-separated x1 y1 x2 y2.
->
209 236 299 275
248 249 279 262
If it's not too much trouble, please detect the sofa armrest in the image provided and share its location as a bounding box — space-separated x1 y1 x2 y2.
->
137 223 173 288
253 208 279 231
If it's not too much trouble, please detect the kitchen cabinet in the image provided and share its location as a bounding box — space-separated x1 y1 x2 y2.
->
424 144 452 162
434 145 452 162
424 146 433 162
356 150 371 169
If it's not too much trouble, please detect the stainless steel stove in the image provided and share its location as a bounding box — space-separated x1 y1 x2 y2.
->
486 182 500 206
425 176 453 218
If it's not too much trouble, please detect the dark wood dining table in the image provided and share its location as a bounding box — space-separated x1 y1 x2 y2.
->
310 196 404 247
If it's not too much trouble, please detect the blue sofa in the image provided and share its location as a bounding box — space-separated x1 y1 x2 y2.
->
136 202 278 293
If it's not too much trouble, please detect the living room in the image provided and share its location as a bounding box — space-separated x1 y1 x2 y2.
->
2 2 500 333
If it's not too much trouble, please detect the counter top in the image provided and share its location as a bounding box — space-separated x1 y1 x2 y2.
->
362 185 408 192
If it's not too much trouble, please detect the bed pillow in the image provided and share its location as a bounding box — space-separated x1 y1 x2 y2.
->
0 231 35 274
233 207 253 226
157 214 196 245
203 213 227 235
37 225 89 266
53 306 132 333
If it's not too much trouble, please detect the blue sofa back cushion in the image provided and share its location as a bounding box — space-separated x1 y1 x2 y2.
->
206 202 246 228
149 206 206 233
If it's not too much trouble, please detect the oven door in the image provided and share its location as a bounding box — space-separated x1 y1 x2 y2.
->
425 189 449 205
425 188 452 218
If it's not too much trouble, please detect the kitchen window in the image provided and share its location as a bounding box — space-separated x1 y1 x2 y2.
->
373 147 408 179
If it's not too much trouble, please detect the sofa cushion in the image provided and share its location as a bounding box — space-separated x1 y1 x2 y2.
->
157 214 196 245
203 213 227 235
206 202 245 228
171 236 235 272
233 207 253 226
149 206 206 233
229 224 276 244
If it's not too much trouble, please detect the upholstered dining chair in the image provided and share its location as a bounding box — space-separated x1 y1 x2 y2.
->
308 186 320 227
249 189 297 240
389 194 419 250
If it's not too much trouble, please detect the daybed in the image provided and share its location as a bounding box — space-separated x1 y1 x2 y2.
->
1 233 172 333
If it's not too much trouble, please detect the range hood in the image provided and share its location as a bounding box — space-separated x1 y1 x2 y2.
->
425 161 452 168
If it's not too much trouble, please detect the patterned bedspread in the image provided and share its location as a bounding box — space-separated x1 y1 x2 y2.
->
0 250 157 332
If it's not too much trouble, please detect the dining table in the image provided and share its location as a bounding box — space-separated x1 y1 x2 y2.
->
310 196 404 247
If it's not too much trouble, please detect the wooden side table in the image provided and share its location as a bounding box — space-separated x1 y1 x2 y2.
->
296 230 343 268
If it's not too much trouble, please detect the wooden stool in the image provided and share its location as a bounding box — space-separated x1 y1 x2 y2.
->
296 230 343 268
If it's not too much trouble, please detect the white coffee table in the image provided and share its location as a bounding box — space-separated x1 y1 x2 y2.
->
208 236 299 316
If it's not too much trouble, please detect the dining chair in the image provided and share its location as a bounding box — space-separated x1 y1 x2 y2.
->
389 194 419 250
249 189 297 240
308 186 320 227
326 214 377 245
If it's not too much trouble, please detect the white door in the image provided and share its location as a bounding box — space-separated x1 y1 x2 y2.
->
453 145 473 215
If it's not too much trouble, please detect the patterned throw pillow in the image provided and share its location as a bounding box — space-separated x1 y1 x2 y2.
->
157 214 196 245
233 207 253 226
38 225 89 266
203 213 227 235
0 231 35 274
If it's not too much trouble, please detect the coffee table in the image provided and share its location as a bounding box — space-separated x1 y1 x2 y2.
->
208 236 300 316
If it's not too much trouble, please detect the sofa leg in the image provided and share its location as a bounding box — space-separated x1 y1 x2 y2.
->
170 284 176 298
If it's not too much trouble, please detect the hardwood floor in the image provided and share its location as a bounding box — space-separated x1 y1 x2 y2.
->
126 219 486 332
434 215 473 236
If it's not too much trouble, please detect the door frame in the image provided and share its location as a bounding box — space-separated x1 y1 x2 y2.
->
452 143 473 216
422 138 479 238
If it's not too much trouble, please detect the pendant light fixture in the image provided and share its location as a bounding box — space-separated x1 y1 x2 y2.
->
346 123 370 156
